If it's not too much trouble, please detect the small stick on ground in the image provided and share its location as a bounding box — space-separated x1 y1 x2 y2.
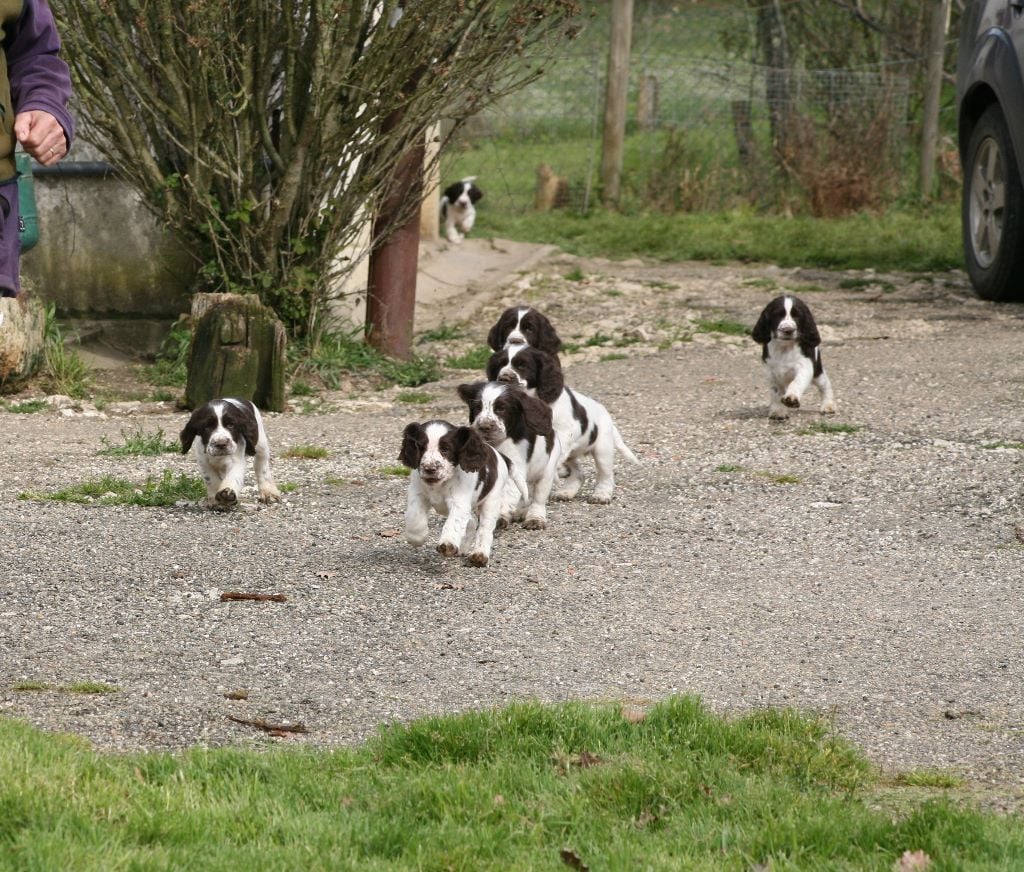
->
227 715 308 734
220 592 288 602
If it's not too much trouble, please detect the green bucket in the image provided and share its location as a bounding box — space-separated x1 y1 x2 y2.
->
15 151 38 252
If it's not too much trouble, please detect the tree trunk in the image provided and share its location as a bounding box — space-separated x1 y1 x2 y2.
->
600 0 633 207
920 0 952 198
0 294 46 389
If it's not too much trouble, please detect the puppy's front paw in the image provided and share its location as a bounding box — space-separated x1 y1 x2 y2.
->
820 400 837 415
214 487 238 507
436 542 459 557
781 393 801 408
467 552 489 567
258 485 282 504
587 492 613 505
522 517 547 531
768 408 789 421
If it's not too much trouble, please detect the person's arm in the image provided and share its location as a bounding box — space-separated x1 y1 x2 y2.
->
7 0 74 165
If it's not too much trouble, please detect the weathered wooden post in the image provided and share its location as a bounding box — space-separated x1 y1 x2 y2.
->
0 292 46 389
184 293 286 412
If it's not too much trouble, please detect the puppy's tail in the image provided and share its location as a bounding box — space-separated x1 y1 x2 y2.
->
612 425 640 465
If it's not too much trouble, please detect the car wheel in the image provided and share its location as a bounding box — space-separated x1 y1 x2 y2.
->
962 103 1024 301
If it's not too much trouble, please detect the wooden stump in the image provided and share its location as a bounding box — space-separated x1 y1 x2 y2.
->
0 294 46 390
185 293 286 412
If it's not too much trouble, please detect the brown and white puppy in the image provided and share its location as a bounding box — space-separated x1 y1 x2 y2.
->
486 305 563 356
440 177 483 243
180 398 281 509
487 344 639 503
751 295 837 420
456 382 561 530
399 420 525 567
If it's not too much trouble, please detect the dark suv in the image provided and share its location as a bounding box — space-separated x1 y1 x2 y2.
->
957 0 1024 300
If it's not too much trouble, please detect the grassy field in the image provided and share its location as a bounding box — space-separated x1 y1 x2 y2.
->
2 697 1021 870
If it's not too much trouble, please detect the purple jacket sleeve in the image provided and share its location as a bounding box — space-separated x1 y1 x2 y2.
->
6 0 74 148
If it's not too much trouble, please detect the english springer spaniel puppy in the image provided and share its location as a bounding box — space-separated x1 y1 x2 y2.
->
487 344 639 503
751 295 837 420
487 305 562 355
399 420 526 567
180 398 281 509
440 176 483 244
456 382 561 530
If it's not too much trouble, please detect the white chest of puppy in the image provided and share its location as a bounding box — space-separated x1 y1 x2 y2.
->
487 344 639 503
751 295 837 420
179 398 281 508
399 420 525 567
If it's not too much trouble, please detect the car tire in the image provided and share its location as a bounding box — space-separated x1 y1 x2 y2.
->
962 103 1024 301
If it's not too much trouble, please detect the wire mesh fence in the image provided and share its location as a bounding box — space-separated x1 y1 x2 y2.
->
443 0 956 218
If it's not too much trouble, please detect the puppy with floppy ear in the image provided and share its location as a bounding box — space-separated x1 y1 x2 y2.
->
180 398 281 509
751 294 837 420
486 305 562 355
456 381 561 530
399 419 525 567
440 176 483 243
487 344 639 503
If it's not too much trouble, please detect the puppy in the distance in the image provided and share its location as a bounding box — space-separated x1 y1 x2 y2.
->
399 420 526 567
440 176 483 244
487 305 562 356
751 294 837 420
180 398 281 509
487 344 639 503
456 382 561 530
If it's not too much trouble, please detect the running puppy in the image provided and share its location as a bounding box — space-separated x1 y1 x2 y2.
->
440 176 483 243
180 398 281 509
751 295 837 420
399 420 525 567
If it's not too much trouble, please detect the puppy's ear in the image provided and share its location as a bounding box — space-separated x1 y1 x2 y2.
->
239 407 260 457
534 350 564 404
399 423 427 469
451 426 489 472
518 390 553 435
180 417 198 454
535 317 562 355
487 315 508 352
751 306 773 344
468 184 483 204
792 298 821 347
485 351 504 382
456 382 482 404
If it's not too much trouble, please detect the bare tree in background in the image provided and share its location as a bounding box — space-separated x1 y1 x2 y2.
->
56 1 581 337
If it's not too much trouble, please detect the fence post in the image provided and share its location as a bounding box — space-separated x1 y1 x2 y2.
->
920 0 952 199
600 0 633 207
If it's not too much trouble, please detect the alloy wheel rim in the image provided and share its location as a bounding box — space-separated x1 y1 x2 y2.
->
969 137 1005 269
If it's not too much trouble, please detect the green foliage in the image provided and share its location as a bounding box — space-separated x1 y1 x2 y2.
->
1 697 1021 870
417 324 465 343
380 465 412 477
446 346 492 371
41 303 90 399
396 391 434 405
21 470 206 507
281 445 329 460
300 330 441 389
2 399 47 413
716 463 745 473
695 318 750 336
146 319 192 389
799 421 861 436
98 425 179 456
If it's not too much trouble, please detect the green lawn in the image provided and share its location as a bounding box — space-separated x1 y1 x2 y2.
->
1 697 1020 870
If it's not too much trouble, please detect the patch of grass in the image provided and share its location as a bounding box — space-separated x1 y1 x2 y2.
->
564 266 585 281
981 441 1024 451
583 332 614 347
417 323 465 343
761 472 801 485
3 398 47 413
13 681 118 694
98 425 178 456
798 421 861 436
471 202 961 273
396 390 433 404
301 329 441 389
42 304 91 399
716 463 745 473
380 465 411 477
20 469 206 507
281 445 328 460
839 277 896 292
147 389 177 403
1 697 1021 870
446 346 492 370
893 769 964 789
289 380 316 397
146 319 192 388
600 352 629 362
695 317 750 337
278 482 299 494
794 283 829 294
742 277 779 290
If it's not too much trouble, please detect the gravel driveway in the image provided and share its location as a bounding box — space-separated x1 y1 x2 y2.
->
2 253 1022 811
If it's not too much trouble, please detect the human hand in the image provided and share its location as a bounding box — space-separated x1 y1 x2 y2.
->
14 110 66 166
